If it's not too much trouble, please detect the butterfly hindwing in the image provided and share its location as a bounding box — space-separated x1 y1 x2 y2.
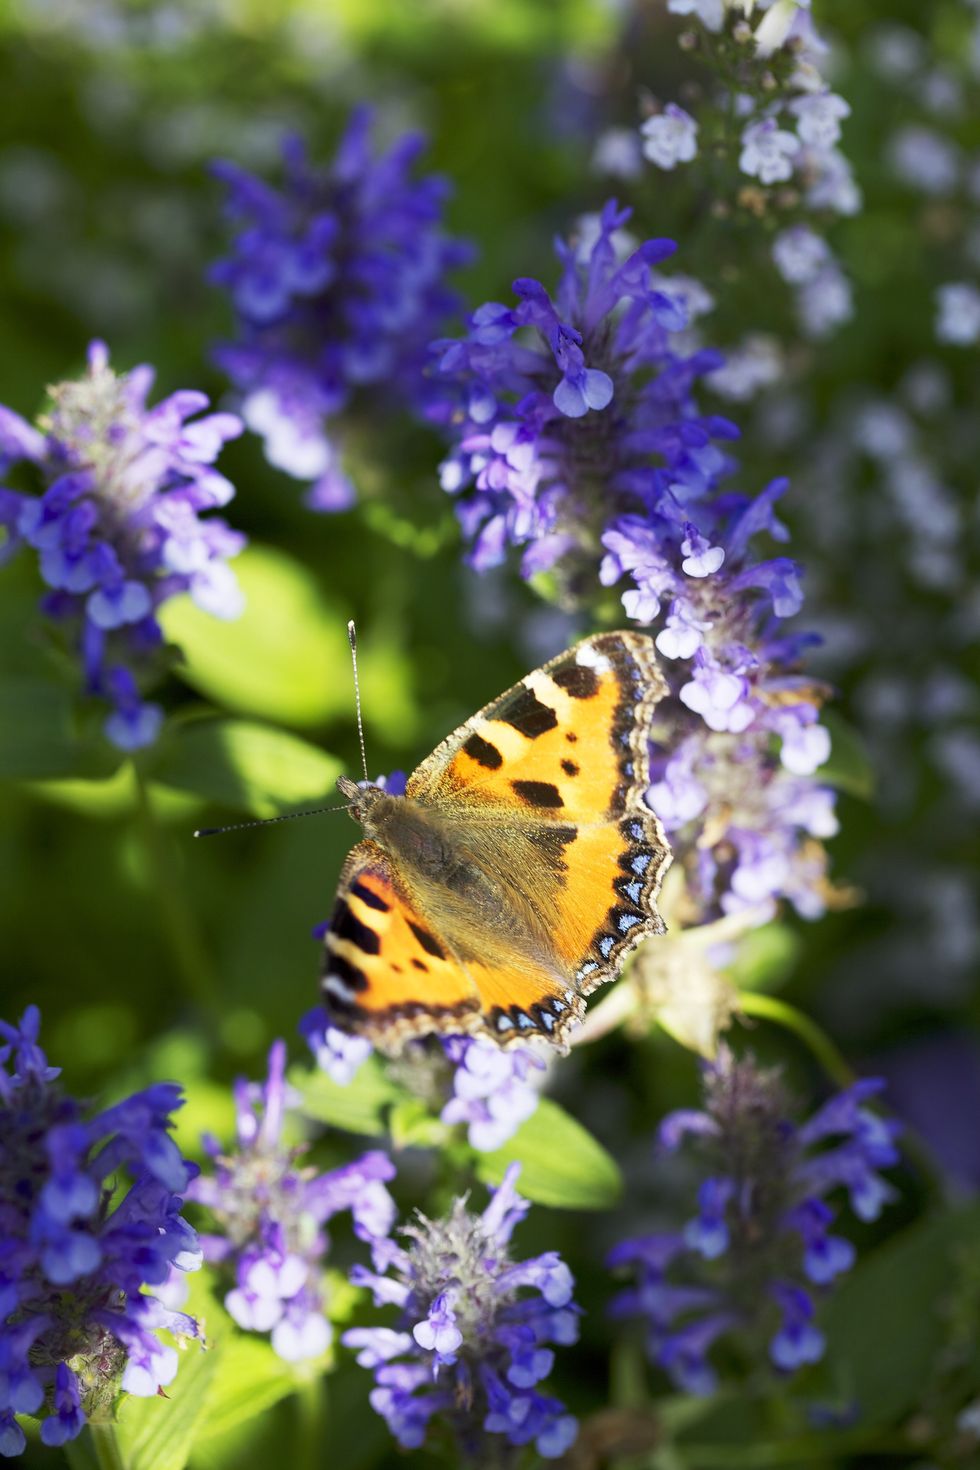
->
321 632 671 1053
322 840 481 1049
409 631 672 1025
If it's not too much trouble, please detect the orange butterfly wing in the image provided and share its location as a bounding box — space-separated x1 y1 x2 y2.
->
320 632 671 1053
407 630 672 1040
322 840 482 1046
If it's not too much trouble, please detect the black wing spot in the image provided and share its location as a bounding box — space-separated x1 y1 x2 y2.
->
554 663 600 699
463 732 503 769
408 920 447 959
411 958 428 972
565 731 578 744
502 686 559 739
332 899 381 955
350 880 390 912
561 758 579 777
325 952 369 992
512 779 564 809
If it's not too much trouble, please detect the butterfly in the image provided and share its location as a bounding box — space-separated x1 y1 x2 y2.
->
322 631 672 1053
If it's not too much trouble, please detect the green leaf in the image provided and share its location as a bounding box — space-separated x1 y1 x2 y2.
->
115 1278 309 1470
726 921 801 994
0 678 118 781
816 710 875 800
115 1338 220 1470
292 1057 402 1137
193 1336 311 1447
158 545 352 729
150 718 343 818
388 1096 450 1149
818 1200 980 1427
476 1097 622 1210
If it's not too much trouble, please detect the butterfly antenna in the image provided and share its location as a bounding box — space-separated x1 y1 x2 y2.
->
194 803 352 839
348 619 370 784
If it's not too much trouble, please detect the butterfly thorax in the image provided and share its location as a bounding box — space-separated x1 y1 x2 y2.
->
338 778 526 942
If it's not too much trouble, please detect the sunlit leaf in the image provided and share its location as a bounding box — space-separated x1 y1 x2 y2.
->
151 718 342 818
159 545 351 729
476 1097 622 1210
292 1058 402 1137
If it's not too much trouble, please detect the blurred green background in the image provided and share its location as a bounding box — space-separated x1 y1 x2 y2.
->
1 0 978 1466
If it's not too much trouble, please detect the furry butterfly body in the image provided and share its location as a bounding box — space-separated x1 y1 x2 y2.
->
321 631 671 1052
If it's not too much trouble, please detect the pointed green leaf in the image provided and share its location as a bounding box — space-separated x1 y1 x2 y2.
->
816 1201 980 1427
150 718 342 817
816 710 875 800
291 1058 402 1137
114 1337 220 1470
159 545 351 729
0 678 118 781
476 1097 622 1210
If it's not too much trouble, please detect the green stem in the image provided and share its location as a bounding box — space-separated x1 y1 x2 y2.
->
736 992 855 1089
293 1375 327 1470
64 1423 127 1470
132 764 219 1016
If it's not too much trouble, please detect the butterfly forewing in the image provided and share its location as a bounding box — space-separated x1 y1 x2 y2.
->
321 633 672 1052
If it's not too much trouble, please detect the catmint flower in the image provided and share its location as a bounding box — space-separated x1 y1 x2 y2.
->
0 343 244 750
609 1049 900 1394
739 119 801 185
772 226 830 285
667 0 725 31
593 128 643 179
210 108 472 511
300 1012 543 1152
0 1006 202 1455
439 1037 545 1151
188 1040 396 1362
889 125 960 195
935 283 980 345
344 1164 578 1462
432 201 836 923
707 335 782 400
641 105 699 171
797 266 854 339
804 146 862 215
789 91 850 150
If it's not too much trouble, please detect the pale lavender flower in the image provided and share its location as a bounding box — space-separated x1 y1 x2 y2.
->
790 91 850 150
0 343 244 749
739 119 801 185
935 283 980 345
797 266 853 339
889 125 960 195
772 226 831 286
641 105 699 171
189 1040 396 1362
667 0 725 30
344 1165 578 1462
440 1038 544 1151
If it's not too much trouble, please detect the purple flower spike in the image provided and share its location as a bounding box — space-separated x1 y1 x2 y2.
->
343 1164 578 1462
429 201 837 925
609 1048 899 1394
210 108 472 510
0 344 245 750
189 1041 396 1363
0 1007 201 1454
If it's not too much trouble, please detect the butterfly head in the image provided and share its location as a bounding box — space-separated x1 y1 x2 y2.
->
337 774 395 830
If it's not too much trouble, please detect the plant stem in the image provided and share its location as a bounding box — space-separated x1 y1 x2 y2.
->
294 1375 327 1470
736 991 855 1088
132 764 219 1017
64 1424 127 1470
